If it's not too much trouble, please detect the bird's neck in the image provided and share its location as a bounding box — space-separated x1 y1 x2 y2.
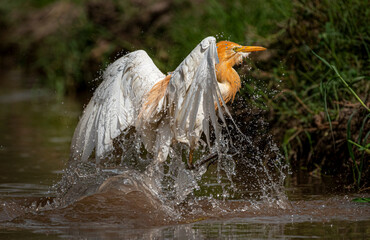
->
215 61 241 103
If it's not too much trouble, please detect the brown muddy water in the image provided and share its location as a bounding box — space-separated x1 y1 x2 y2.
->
0 72 369 239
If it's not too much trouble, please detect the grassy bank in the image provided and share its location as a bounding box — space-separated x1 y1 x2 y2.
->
1 0 368 189
266 0 369 189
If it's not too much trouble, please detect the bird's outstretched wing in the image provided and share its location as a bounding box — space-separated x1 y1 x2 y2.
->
169 36 228 148
142 36 228 157
70 50 165 162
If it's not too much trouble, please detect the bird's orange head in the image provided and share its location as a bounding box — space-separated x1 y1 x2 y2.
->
216 41 266 66
215 41 266 103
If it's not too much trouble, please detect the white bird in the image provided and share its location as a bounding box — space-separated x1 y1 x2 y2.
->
70 36 266 167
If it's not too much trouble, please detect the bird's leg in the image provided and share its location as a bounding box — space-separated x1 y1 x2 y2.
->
187 149 219 170
193 152 218 169
187 148 195 169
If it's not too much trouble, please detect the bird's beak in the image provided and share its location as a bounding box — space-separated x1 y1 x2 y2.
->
235 46 267 52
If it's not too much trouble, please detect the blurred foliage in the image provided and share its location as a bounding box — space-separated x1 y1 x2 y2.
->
0 0 291 94
167 0 292 69
0 0 369 189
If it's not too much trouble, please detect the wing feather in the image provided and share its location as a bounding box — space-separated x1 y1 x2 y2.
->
70 50 165 162
71 36 233 164
164 36 226 150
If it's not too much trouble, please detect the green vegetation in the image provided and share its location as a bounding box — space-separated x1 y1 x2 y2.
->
352 197 370 203
347 113 369 188
263 0 369 189
0 0 291 93
0 0 368 189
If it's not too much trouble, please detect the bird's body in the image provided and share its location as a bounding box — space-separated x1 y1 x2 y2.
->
70 37 266 167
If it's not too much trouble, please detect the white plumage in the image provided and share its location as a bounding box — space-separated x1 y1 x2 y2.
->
70 37 226 164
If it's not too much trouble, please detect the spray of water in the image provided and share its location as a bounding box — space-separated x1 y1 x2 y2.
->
49 42 290 219
49 92 289 221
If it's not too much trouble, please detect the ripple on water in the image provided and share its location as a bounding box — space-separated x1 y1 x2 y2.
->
1 171 369 238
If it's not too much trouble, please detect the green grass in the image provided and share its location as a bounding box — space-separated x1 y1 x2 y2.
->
313 51 369 112
347 113 370 188
268 0 369 116
268 0 369 188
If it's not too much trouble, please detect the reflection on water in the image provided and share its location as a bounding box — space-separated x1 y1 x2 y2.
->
0 75 80 196
0 72 369 239
2 219 369 239
1 192 369 239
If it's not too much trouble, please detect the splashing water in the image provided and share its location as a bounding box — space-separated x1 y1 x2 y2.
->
48 94 290 221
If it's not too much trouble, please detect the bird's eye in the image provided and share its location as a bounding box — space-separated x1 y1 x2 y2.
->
233 47 240 52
